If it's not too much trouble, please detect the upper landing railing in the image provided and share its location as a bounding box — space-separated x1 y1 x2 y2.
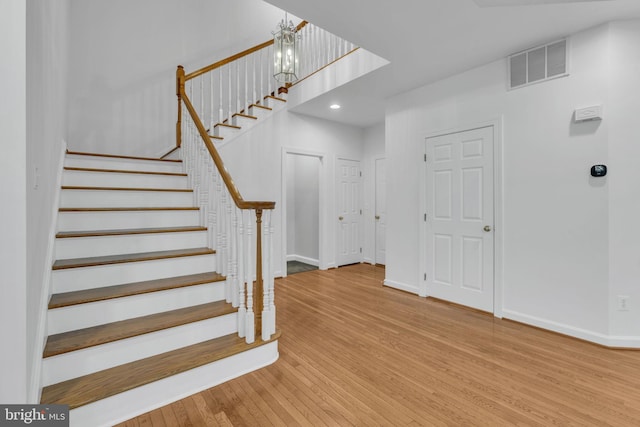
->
175 21 358 343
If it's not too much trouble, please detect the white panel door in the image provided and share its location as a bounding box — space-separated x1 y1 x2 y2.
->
375 158 386 265
425 127 494 312
337 159 362 266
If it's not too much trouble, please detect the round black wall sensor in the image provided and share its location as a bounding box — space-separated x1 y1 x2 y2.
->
590 165 607 177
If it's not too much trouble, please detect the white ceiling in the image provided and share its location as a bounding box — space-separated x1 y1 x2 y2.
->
264 0 640 128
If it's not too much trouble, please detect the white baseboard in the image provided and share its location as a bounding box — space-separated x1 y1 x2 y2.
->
383 279 419 295
502 309 640 348
29 140 67 403
363 257 375 265
286 254 319 267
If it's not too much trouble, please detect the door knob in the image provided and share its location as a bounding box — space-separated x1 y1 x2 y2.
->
375 215 380 220
338 216 344 221
483 225 492 232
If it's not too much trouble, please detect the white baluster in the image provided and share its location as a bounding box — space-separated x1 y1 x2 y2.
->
244 56 249 113
230 203 239 308
225 189 232 304
268 211 276 336
236 60 241 116
207 161 216 252
262 209 272 341
209 72 214 132
252 53 257 106
245 212 255 344
218 68 223 126
227 64 232 123
200 77 204 119
237 208 246 337
267 44 273 97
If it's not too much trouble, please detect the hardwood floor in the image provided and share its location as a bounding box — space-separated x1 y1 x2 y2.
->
118 264 640 426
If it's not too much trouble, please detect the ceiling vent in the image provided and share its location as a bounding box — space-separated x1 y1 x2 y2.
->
508 39 568 90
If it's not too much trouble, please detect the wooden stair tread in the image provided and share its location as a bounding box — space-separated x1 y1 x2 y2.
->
64 166 187 177
209 134 224 140
52 247 215 270
49 271 226 309
56 225 207 239
214 123 241 130
43 301 236 358
61 185 192 192
232 113 258 120
265 95 286 103
41 331 280 409
250 103 272 111
59 207 199 212
66 150 182 163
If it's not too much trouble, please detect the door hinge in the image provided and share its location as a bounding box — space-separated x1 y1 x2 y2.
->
424 213 427 222
360 209 362 215
424 153 427 162
360 171 362 177
360 248 362 253
424 273 427 281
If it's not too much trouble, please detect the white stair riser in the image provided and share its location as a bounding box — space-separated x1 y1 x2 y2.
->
248 106 271 119
62 170 188 189
264 97 286 109
214 126 241 139
42 314 237 387
232 116 258 128
57 210 201 232
55 230 208 259
60 189 194 208
65 155 183 174
52 254 217 293
47 281 226 335
69 341 278 427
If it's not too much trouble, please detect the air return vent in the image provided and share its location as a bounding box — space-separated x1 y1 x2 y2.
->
508 39 568 89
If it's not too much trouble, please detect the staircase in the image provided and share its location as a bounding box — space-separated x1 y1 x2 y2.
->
40 151 279 427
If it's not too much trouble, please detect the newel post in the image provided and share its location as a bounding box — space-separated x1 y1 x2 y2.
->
255 209 264 339
176 66 185 148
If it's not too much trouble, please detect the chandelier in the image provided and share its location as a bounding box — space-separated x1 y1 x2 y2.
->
273 14 300 84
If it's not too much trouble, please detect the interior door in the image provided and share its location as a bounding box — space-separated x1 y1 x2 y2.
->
375 158 386 265
425 126 494 312
337 159 362 266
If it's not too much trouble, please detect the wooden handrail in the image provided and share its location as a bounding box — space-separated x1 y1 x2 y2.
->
185 21 308 82
180 90 275 211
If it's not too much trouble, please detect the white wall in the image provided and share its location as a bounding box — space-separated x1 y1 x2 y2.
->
607 21 640 340
288 154 320 263
0 0 27 405
362 122 385 264
26 0 71 400
386 23 616 342
67 0 289 156
220 110 364 275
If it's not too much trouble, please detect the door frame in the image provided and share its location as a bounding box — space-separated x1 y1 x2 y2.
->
336 156 364 267
281 147 327 277
418 118 504 318
374 156 386 266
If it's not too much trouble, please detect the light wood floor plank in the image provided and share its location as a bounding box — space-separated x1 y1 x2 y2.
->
118 264 640 426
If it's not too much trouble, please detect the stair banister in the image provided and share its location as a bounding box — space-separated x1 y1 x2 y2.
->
175 20 359 342
180 83 273 342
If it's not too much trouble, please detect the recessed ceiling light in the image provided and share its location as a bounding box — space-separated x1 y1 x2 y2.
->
330 104 341 110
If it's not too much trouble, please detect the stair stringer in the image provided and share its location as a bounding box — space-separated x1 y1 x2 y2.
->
70 340 279 427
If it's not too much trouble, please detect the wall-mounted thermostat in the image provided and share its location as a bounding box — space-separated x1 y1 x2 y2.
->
590 165 607 177
575 105 603 122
